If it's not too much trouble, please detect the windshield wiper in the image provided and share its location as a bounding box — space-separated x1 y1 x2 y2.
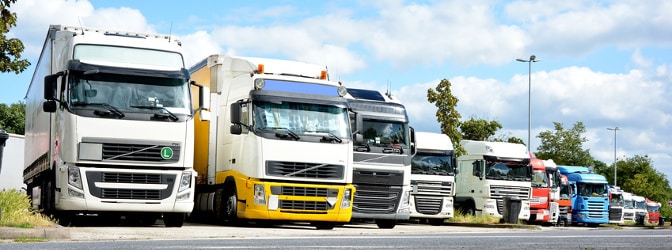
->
263 127 300 140
315 130 342 143
131 105 179 122
73 102 125 118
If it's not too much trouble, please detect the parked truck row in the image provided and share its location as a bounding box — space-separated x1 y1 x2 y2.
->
23 24 661 229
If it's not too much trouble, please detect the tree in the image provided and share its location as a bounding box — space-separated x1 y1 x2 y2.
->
1 0 30 74
0 101 24 134
535 121 593 166
427 79 464 155
459 117 502 141
595 155 672 217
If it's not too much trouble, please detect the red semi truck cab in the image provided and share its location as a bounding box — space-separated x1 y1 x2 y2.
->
530 158 551 222
647 199 661 224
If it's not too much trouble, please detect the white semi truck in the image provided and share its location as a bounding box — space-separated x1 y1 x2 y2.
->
188 55 354 229
346 88 415 229
455 140 531 221
24 25 208 227
409 132 456 225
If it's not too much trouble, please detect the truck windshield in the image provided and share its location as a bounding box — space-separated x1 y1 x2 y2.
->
610 193 624 207
68 72 191 114
636 201 647 210
560 183 574 199
356 119 409 149
647 204 660 212
485 161 531 181
531 170 549 188
252 100 349 139
624 199 635 209
577 183 608 198
412 154 454 175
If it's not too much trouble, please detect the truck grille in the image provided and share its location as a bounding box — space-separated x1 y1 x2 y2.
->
489 185 531 200
266 161 344 179
102 143 180 162
413 180 452 196
279 200 329 211
491 185 530 215
102 189 161 199
103 173 162 184
270 186 337 197
559 205 570 216
353 185 401 214
414 196 443 215
85 171 176 200
609 207 623 221
587 200 607 219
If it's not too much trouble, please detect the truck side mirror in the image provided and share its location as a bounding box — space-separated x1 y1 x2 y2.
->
44 74 59 101
409 126 416 155
230 124 242 135
43 100 57 113
354 133 363 143
230 101 241 124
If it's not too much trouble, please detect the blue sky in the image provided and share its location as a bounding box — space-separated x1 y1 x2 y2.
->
2 0 672 184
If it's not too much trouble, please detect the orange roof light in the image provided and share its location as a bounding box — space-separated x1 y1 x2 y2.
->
257 64 265 74
320 70 327 80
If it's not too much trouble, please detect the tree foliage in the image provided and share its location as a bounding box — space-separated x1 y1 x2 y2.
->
595 155 672 218
459 117 502 141
0 101 24 134
427 79 464 155
535 121 594 166
1 0 30 74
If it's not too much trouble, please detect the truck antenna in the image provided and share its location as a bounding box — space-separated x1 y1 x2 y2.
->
168 22 173 43
386 81 392 98
78 17 85 35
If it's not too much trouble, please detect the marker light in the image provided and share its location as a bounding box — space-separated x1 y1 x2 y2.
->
254 79 265 90
320 70 328 80
337 85 347 97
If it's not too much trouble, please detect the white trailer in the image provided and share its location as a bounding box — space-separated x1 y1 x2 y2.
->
24 25 208 227
455 140 531 221
409 132 456 225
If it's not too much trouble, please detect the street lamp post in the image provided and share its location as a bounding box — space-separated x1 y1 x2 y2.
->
516 55 539 152
607 127 620 186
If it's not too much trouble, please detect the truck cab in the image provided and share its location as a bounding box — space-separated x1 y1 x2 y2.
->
609 186 625 224
455 140 532 221
558 166 609 227
409 132 456 225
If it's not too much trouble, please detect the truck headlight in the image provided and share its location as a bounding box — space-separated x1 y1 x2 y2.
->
178 171 192 193
68 166 83 189
341 188 352 208
254 184 266 205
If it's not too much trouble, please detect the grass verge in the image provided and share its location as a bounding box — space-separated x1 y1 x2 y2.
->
448 210 501 224
0 189 55 228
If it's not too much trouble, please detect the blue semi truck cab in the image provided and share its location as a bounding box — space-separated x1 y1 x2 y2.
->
558 166 609 227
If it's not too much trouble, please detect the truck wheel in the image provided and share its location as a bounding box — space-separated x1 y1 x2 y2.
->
461 202 476 216
556 218 567 227
223 186 240 224
429 219 445 226
376 219 396 229
311 222 335 230
163 212 186 227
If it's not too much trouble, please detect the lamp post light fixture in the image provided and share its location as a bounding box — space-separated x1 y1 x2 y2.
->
607 127 620 186
516 55 539 152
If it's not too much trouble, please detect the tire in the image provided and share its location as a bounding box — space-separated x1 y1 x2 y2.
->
587 223 599 228
376 219 396 229
461 202 476 216
223 186 240 225
163 212 186 227
428 219 445 226
556 218 567 227
312 222 335 230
